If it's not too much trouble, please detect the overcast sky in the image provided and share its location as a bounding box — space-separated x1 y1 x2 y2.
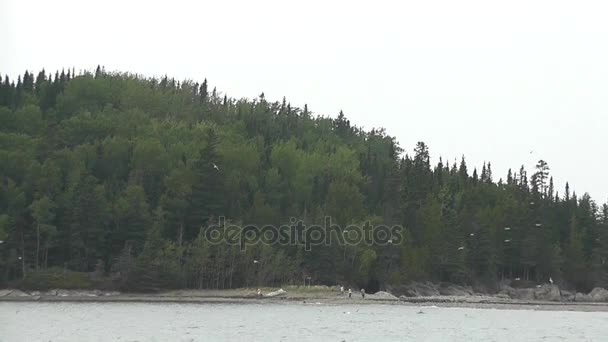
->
2 0 607 204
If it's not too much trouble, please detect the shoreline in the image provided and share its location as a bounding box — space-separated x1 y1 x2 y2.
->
2 290 608 312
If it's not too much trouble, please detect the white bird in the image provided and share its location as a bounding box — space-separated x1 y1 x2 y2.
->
0 240 4 244
458 246 465 251
253 260 259 264
549 277 554 284
212 163 220 171
504 227 511 231
387 239 393 244
504 239 511 243
469 233 475 237
535 223 542 227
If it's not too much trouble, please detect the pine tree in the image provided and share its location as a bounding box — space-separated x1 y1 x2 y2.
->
485 162 493 184
35 69 46 96
532 160 550 198
518 166 529 192
199 78 208 103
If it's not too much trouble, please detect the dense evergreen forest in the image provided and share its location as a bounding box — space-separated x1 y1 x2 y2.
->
0 67 607 292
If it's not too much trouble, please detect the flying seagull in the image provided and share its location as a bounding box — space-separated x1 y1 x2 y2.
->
212 163 220 171
458 246 465 251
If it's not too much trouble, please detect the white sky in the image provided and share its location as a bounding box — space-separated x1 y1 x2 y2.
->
2 0 607 204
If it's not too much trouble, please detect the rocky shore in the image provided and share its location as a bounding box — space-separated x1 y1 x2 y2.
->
2 283 608 312
392 281 608 303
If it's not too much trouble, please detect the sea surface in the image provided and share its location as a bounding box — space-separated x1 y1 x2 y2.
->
1 302 607 341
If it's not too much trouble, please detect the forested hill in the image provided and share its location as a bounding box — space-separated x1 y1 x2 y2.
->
0 68 607 292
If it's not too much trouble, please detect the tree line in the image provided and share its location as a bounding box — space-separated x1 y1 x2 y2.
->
0 67 606 292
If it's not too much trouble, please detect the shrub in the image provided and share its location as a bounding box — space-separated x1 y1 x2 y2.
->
17 267 93 290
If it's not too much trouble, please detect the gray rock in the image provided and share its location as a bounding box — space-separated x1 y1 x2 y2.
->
589 287 608 302
499 286 535 300
264 288 286 298
560 290 575 302
517 288 536 301
0 289 13 297
57 289 71 297
7 289 30 297
369 291 398 300
575 292 592 302
533 284 561 301
45 289 58 296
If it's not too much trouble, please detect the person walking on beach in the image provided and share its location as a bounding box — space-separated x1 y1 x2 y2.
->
348 288 352 298
360 288 365 299
340 285 344 295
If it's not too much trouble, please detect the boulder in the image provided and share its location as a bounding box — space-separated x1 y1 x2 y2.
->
0 289 13 297
575 292 592 302
534 284 561 302
589 287 608 302
560 290 575 302
495 293 511 300
497 285 515 298
499 286 535 300
7 289 29 297
57 289 71 297
264 288 287 298
369 291 398 300
45 289 58 296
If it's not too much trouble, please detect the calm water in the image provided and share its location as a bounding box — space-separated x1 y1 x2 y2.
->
1 302 607 341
